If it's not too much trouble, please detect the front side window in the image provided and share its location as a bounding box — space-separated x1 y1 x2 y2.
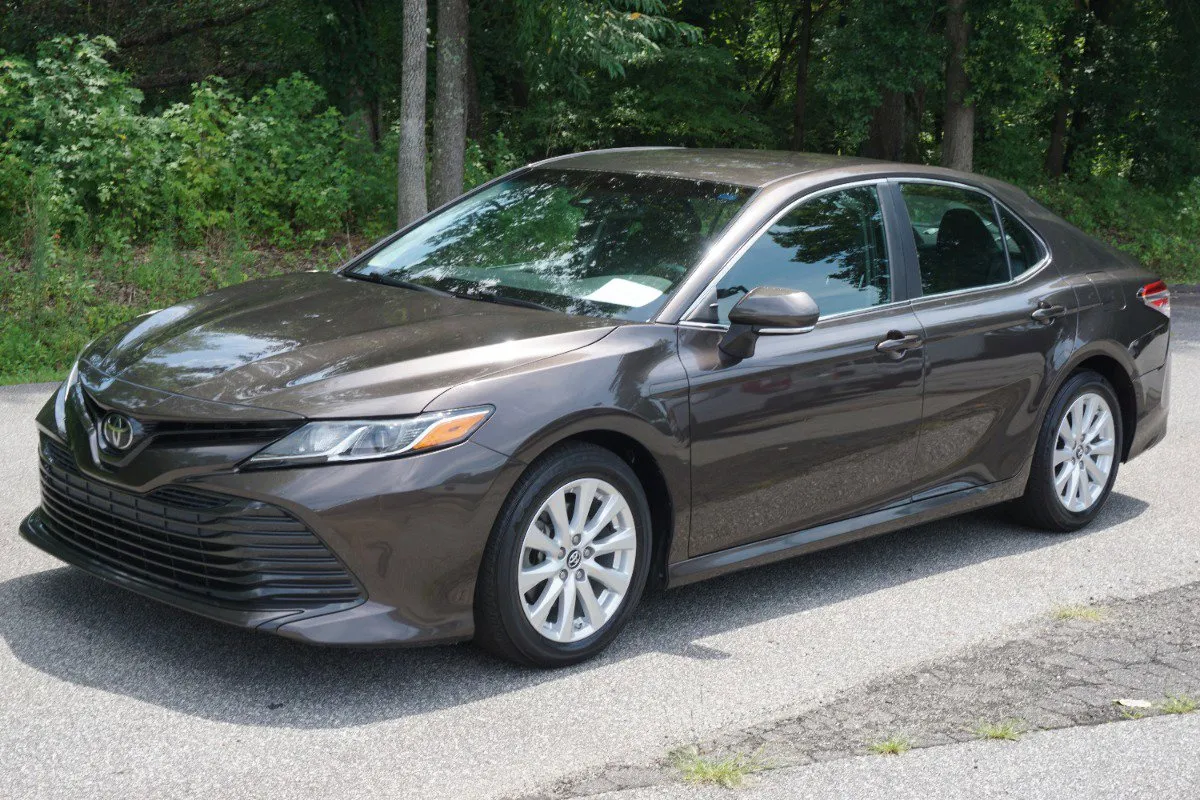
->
348 169 752 320
900 183 1009 294
703 185 892 324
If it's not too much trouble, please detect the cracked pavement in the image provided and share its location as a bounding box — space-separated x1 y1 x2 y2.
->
540 581 1200 798
1 297 1198 799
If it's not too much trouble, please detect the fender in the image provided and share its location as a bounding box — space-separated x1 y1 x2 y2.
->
422 324 693 566
1037 338 1139 461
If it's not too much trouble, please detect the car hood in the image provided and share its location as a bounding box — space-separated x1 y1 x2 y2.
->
82 272 617 418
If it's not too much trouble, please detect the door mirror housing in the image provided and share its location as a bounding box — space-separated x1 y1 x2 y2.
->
720 287 820 361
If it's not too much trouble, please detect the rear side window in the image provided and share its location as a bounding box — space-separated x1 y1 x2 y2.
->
899 183 1009 295
998 206 1044 276
707 185 891 323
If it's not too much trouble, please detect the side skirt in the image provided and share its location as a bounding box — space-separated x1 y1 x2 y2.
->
667 469 1030 588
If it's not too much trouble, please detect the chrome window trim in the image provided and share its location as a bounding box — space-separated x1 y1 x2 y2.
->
892 177 1053 305
678 178 895 326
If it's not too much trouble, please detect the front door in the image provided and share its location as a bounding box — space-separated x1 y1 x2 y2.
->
678 183 926 556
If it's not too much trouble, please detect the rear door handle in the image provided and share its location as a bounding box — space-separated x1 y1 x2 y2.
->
1031 303 1067 323
875 332 924 356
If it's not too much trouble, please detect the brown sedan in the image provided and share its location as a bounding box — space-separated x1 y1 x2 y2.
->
21 148 1171 666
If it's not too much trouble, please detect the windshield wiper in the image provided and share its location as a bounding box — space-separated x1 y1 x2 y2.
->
449 289 556 313
346 270 453 296
348 271 555 312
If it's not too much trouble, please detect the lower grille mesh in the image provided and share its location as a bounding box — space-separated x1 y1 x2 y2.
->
37 437 362 612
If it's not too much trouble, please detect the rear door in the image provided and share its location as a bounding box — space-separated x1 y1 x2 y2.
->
892 180 1079 498
678 181 926 556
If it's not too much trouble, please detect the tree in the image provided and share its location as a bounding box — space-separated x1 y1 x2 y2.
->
941 0 973 171
821 0 942 162
791 0 817 151
431 0 469 208
397 0 428 226
1044 1 1083 178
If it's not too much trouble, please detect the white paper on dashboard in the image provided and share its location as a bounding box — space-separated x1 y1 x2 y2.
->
585 278 664 307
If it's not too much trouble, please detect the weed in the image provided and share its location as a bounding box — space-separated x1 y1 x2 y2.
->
1052 604 1107 622
1159 695 1197 714
868 735 912 755
669 745 764 788
972 719 1024 741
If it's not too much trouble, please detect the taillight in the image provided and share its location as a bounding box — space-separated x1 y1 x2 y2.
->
1138 280 1170 317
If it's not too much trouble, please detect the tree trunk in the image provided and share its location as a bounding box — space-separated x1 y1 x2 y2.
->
1062 0 1113 177
941 0 973 172
863 90 906 161
790 0 814 151
904 88 926 164
1044 0 1084 178
465 42 484 140
1044 102 1070 178
431 0 469 208
397 0 429 227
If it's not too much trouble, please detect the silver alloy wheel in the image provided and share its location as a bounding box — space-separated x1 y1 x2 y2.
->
517 478 637 643
1053 391 1117 513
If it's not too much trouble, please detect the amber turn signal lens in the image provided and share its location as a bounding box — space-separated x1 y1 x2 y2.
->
410 409 493 451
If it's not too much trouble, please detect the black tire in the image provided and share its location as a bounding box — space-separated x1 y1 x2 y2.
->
1010 369 1123 532
473 442 652 667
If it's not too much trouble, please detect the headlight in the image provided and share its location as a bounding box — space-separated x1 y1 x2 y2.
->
54 359 81 437
244 406 494 469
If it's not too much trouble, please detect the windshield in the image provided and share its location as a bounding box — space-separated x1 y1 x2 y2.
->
348 168 753 320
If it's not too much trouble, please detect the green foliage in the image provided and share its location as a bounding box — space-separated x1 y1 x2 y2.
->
0 239 349 384
514 0 702 100
1 2 1198 385
464 132 521 190
0 36 361 249
1032 176 1200 283
815 0 943 152
968 0 1068 184
517 45 773 153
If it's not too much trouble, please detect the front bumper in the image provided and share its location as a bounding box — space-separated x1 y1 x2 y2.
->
22 432 523 646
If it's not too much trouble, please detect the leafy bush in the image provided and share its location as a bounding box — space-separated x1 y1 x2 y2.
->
0 36 358 249
515 45 774 154
1032 176 1200 283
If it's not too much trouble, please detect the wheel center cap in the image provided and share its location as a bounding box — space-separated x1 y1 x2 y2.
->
1075 445 1085 460
566 549 582 569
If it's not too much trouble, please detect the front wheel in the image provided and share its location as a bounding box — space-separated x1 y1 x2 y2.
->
1011 370 1123 532
474 442 652 667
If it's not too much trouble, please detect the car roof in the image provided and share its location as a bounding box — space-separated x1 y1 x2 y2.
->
541 147 871 188
538 147 1028 200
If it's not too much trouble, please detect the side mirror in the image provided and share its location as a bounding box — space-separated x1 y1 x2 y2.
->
720 287 819 361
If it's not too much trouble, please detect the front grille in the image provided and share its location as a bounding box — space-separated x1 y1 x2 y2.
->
82 390 299 448
36 437 363 612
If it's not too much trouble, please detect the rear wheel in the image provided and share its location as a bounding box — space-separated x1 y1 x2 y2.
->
1011 370 1123 532
474 442 652 667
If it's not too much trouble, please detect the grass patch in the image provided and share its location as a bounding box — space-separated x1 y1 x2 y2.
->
0 240 357 385
972 719 1025 741
1159 695 1197 714
867 735 913 756
669 745 764 788
1051 604 1107 622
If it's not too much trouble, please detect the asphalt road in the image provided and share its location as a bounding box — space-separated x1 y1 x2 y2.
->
2 299 1198 799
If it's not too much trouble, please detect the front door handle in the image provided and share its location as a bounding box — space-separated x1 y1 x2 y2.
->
1031 303 1067 323
875 332 923 356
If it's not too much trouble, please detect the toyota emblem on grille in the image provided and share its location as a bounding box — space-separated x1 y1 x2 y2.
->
101 413 136 451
